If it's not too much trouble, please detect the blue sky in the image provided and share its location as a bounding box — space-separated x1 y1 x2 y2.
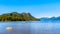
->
0 0 60 18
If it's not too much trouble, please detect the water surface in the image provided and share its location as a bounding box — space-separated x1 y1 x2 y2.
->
0 21 60 34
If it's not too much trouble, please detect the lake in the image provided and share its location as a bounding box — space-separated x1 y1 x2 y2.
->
0 21 60 34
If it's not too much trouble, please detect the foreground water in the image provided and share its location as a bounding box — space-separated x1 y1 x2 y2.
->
0 21 60 34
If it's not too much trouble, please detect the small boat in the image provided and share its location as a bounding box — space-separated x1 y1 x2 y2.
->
6 27 12 31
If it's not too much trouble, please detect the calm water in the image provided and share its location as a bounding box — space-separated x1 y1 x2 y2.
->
0 21 60 34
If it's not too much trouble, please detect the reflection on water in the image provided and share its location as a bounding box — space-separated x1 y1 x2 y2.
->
0 21 60 34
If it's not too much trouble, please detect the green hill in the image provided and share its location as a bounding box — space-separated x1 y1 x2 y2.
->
0 12 40 21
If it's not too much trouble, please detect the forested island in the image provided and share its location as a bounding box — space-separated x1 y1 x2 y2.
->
0 12 40 21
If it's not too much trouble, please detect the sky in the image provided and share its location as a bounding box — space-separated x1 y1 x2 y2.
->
0 0 60 18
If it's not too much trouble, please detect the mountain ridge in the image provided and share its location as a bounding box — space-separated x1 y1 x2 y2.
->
40 17 60 22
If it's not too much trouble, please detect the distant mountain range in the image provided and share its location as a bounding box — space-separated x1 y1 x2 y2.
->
40 17 60 22
0 12 39 21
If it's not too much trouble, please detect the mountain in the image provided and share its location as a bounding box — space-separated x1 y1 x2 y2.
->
40 17 60 23
0 12 40 21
